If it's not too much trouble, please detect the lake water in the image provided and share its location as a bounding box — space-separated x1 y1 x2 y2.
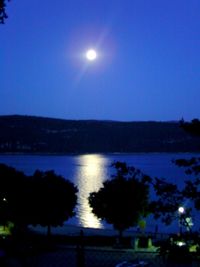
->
0 153 199 233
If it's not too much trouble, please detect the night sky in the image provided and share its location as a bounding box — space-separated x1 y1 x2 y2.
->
1 0 200 121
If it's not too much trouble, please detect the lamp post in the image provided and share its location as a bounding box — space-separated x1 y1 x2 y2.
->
178 206 185 235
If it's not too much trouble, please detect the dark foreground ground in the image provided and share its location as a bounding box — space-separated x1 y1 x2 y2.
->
1 229 200 267
1 246 158 267
1 246 197 267
3 246 200 267
1 239 200 267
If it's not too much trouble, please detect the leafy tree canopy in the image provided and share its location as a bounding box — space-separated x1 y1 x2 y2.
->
29 170 78 234
88 161 151 236
0 164 78 235
178 119 200 211
151 119 200 229
180 119 200 137
150 177 184 225
0 163 29 225
0 0 10 24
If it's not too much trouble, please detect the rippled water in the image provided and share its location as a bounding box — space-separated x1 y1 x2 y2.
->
0 153 199 232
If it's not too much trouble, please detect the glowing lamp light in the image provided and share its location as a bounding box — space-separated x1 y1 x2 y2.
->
177 241 185 247
178 206 185 214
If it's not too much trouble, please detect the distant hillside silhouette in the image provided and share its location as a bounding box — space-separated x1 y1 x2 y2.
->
0 115 200 153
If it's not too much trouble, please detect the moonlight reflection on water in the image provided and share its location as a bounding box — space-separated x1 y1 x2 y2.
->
74 154 109 229
0 153 199 232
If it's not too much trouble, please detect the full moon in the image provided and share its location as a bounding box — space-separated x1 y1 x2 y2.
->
86 49 97 61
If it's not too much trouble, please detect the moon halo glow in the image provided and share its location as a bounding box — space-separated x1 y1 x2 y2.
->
86 49 97 61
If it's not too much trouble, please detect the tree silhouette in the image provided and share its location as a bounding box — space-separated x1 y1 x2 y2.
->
0 163 30 228
88 162 151 238
150 177 184 225
180 119 200 137
0 164 78 236
30 170 78 236
0 0 10 24
150 119 200 230
177 119 200 212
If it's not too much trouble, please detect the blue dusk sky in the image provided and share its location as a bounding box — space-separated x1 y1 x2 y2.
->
1 0 200 121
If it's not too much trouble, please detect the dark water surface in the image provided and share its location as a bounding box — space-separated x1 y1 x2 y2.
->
0 153 199 233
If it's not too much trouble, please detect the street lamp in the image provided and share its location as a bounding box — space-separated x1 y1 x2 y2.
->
178 206 185 214
178 206 185 234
